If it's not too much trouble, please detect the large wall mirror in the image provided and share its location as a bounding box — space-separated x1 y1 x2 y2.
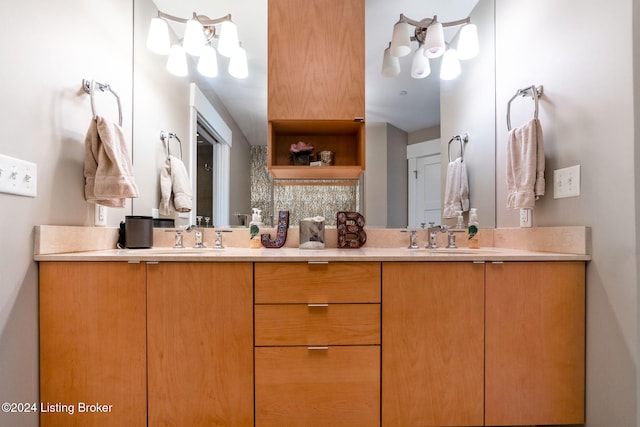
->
132 0 495 228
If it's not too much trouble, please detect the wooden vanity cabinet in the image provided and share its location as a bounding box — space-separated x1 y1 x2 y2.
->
267 0 365 179
254 262 381 427
39 262 147 427
485 261 585 426
147 262 254 426
381 262 485 426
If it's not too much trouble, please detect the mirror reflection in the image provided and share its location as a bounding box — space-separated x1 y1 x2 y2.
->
132 0 495 228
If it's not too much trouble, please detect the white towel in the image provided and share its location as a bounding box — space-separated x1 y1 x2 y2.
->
443 157 470 218
84 116 139 208
159 155 192 215
506 118 545 209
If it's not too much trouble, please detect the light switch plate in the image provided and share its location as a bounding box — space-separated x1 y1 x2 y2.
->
554 165 581 199
0 154 37 197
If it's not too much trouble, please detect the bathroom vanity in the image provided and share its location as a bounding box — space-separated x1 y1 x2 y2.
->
35 226 589 427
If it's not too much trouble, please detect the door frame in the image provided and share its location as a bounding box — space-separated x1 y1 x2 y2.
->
407 139 441 228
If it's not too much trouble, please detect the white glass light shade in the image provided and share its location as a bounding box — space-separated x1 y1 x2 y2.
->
457 23 479 60
217 20 240 58
424 22 445 58
197 45 219 77
229 45 248 78
440 49 461 80
183 18 205 56
381 46 401 77
146 17 170 55
410 46 431 79
390 21 411 57
166 44 188 77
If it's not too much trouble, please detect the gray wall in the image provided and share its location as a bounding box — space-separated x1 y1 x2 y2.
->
0 0 133 425
0 1 638 426
495 0 637 425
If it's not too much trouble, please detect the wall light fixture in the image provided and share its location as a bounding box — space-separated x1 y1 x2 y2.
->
147 11 248 79
383 14 478 81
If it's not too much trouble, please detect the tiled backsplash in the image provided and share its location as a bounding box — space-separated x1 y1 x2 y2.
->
250 146 361 226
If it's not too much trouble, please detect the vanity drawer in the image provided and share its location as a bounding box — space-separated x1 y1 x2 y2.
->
254 262 381 303
255 303 380 346
255 345 380 426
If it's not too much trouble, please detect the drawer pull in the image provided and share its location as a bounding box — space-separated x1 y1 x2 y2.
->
307 303 329 307
308 346 329 350
308 261 329 265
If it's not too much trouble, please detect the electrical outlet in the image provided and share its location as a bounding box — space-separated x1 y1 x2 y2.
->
554 165 581 199
95 204 107 226
519 208 532 228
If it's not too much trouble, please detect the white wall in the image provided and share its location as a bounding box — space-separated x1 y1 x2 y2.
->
133 0 252 225
495 0 637 425
0 0 133 425
365 122 388 226
440 0 496 229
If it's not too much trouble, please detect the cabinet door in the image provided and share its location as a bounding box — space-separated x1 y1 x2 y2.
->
485 261 585 425
147 262 254 426
255 346 380 427
39 262 147 427
382 262 485 427
268 0 364 120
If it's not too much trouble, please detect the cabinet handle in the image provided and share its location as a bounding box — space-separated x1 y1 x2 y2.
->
491 261 504 264
308 303 329 307
308 261 329 265
473 260 485 264
127 260 141 264
308 346 329 350
146 261 159 265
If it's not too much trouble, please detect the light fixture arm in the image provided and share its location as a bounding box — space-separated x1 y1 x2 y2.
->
397 14 471 30
157 11 233 26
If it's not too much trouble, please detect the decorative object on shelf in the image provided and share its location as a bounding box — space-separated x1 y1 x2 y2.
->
289 141 314 166
146 9 247 79
336 211 367 248
318 150 335 166
261 210 290 248
299 216 325 249
382 13 479 80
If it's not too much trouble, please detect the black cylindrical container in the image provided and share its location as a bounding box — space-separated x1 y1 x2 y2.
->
125 216 153 248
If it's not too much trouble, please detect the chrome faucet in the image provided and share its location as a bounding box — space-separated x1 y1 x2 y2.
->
426 222 448 249
401 229 420 249
184 225 205 248
212 229 232 249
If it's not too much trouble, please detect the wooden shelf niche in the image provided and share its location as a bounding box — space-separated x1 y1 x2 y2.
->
268 120 365 179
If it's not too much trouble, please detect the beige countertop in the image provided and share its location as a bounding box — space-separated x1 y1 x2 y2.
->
34 246 591 262
33 225 592 262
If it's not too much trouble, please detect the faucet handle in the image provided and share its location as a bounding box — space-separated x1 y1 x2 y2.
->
401 229 419 249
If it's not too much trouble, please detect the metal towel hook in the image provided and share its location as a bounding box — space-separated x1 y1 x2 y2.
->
448 133 469 162
160 130 183 159
82 79 123 127
506 85 543 131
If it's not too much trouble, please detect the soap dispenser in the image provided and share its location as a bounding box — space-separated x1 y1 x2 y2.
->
249 208 263 248
468 208 480 249
455 210 465 230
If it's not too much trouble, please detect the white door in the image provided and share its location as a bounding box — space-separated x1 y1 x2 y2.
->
407 139 441 229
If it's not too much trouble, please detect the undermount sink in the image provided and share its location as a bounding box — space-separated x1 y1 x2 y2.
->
124 247 225 254
408 247 492 254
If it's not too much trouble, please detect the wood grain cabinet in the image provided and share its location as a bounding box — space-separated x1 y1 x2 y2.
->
267 0 365 179
382 261 585 427
40 261 254 427
254 262 381 426
382 262 485 426
147 262 254 426
39 262 147 427
485 261 585 426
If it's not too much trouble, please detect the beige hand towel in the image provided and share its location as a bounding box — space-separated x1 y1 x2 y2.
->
84 116 139 208
506 118 545 209
443 157 470 218
158 155 192 215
